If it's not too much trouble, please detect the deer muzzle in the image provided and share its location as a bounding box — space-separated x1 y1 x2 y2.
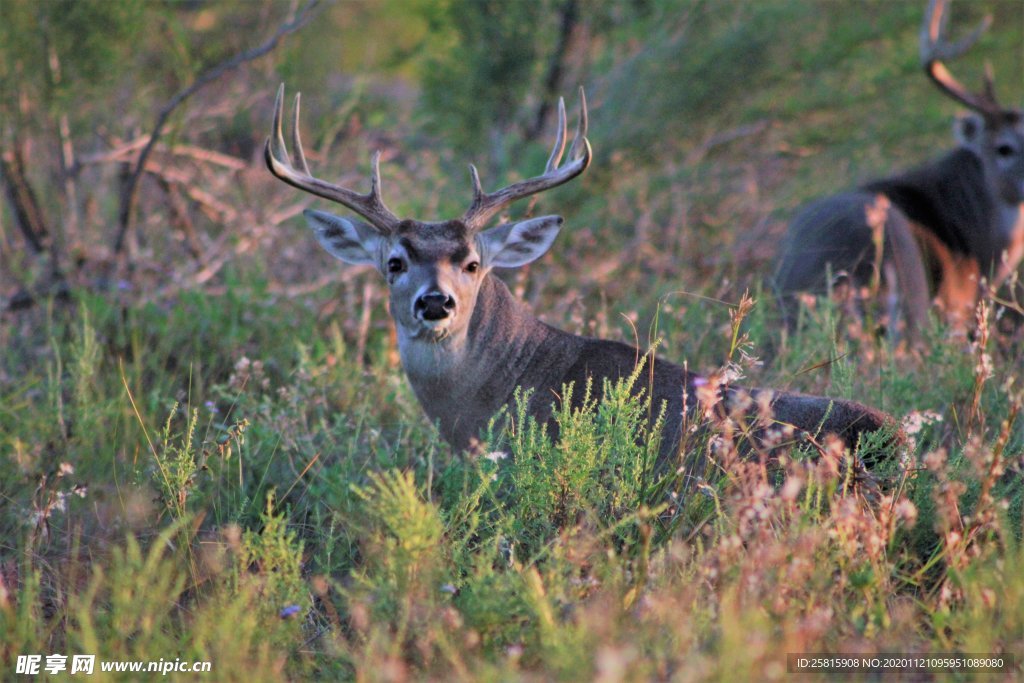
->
415 291 456 322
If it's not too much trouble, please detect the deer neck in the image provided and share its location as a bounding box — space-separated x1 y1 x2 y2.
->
396 274 568 447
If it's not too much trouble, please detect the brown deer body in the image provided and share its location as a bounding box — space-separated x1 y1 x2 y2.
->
266 86 893 465
774 0 1024 335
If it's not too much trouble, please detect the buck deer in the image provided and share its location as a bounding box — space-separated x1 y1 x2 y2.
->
773 0 1024 337
266 84 894 466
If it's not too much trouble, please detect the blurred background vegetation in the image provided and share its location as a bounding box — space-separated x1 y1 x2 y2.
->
1 1 1023 679
3 0 1020 319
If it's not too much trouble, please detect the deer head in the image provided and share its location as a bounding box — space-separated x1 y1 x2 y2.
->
921 0 1024 205
265 84 591 349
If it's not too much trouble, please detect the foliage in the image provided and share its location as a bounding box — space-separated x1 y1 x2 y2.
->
2 285 1023 678
2 0 1024 679
418 0 552 153
0 0 149 123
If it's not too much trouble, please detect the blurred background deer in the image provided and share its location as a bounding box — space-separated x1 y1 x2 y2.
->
773 0 1024 340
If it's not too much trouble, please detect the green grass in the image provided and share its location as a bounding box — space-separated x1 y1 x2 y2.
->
1 286 1022 680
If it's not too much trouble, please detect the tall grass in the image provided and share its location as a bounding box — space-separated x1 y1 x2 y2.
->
1 287 1021 680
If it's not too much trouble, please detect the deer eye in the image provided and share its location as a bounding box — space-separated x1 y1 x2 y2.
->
464 261 480 274
387 257 405 274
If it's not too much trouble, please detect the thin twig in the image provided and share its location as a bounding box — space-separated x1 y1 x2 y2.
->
78 138 247 172
684 120 769 166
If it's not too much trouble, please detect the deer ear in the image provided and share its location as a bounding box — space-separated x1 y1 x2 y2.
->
954 113 985 148
304 209 383 266
479 216 563 269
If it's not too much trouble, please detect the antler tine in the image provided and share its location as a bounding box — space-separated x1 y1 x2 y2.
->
269 84 292 169
567 86 588 162
462 89 593 232
291 92 311 176
545 97 568 173
264 83 400 234
370 150 384 201
920 0 1002 118
468 163 484 201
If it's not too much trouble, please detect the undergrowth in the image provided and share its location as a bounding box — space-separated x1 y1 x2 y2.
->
1 288 1022 681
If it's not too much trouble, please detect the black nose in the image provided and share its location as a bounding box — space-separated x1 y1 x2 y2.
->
415 292 456 320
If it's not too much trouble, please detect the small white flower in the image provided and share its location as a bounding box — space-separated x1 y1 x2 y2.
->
483 451 509 463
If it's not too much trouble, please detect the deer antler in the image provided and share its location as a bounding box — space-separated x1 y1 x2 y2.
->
265 84 401 234
920 0 1004 119
462 87 592 232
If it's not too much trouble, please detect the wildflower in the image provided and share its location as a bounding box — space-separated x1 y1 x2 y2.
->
965 437 1006 488
755 390 775 427
720 362 743 384
902 410 944 450
893 498 917 527
923 449 947 472
482 451 508 463
780 475 803 503
204 400 219 414
974 352 994 382
728 389 753 419
279 604 302 619
902 410 943 436
57 462 74 477
229 356 268 391
440 583 457 595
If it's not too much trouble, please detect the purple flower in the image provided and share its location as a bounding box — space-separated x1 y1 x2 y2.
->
279 604 302 619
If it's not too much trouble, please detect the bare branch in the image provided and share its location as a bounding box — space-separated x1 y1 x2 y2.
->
77 138 247 172
0 147 49 255
526 0 579 142
113 0 322 256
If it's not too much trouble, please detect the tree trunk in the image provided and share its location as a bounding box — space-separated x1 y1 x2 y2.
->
526 0 579 142
0 146 50 256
